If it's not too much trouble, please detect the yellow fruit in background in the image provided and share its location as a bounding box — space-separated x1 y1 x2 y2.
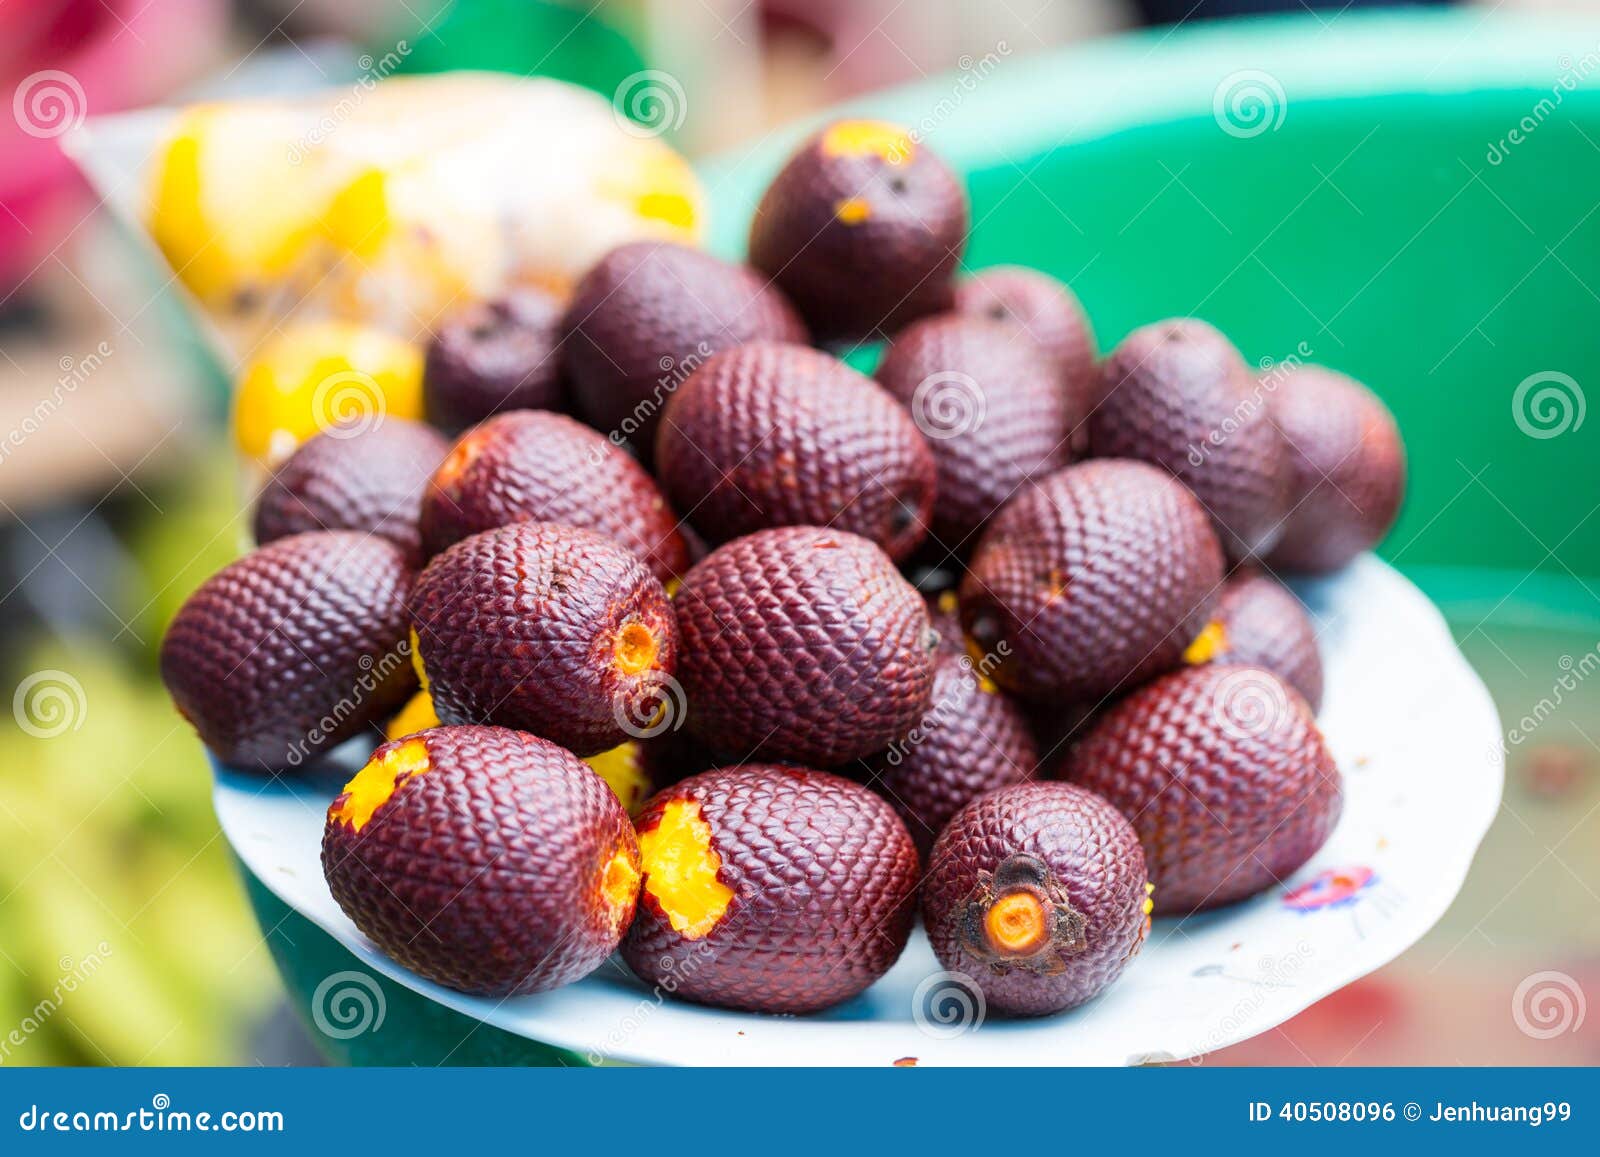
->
232 321 422 464
385 690 439 742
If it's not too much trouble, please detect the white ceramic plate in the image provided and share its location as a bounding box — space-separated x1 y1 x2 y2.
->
214 556 1502 1066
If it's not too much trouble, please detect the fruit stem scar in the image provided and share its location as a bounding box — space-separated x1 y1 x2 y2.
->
329 737 430 832
1183 619 1229 665
637 799 733 939
985 893 1049 954
959 853 1088 973
613 621 659 676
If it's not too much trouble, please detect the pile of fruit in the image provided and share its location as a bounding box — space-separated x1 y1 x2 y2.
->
161 119 1406 1020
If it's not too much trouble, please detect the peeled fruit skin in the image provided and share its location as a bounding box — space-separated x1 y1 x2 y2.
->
322 726 640 997
1092 319 1289 563
856 649 1039 856
1064 664 1343 914
960 459 1225 704
876 315 1082 548
673 527 939 767
419 410 689 583
159 532 415 770
748 120 968 342
656 342 936 562
422 289 567 432
563 241 807 457
408 522 680 757
921 782 1150 1016
253 418 449 564
1192 568 1324 712
1267 365 1406 574
621 766 921 1014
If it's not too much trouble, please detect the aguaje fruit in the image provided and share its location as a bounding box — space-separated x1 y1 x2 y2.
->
921 781 1150 1016
1092 319 1288 562
856 648 1038 856
960 459 1224 703
322 725 640 996
656 342 936 562
160 531 414 770
422 289 567 432
408 522 679 757
674 527 938 766
1186 568 1324 712
563 241 806 456
748 120 967 342
876 314 1082 548
252 418 448 564
1064 664 1342 914
418 410 688 583
621 766 920 1014
953 265 1098 404
1268 365 1406 574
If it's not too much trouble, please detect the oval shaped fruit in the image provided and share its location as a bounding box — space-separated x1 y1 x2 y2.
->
674 527 938 766
921 781 1150 1016
960 459 1225 703
422 288 567 432
1092 319 1288 562
1185 568 1324 712
876 314 1082 547
419 410 688 582
1267 364 1406 573
621 765 920 1014
748 120 967 342
953 266 1097 391
656 342 936 562
322 725 640 996
159 531 415 770
253 418 449 564
563 241 806 456
1064 664 1342 914
857 648 1038 856
408 522 680 757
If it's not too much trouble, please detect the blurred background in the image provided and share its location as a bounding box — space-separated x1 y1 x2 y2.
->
0 0 1596 1067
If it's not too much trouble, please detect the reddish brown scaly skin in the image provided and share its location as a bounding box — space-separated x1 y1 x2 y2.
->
876 314 1083 548
1200 568 1324 711
748 122 967 342
960 459 1225 703
1092 319 1289 563
408 522 680 757
655 342 936 562
922 781 1150 1016
1064 664 1343 914
423 289 567 433
159 531 415 770
322 726 639 996
1267 365 1406 574
673 527 939 766
622 766 921 1014
418 410 688 583
855 650 1039 856
252 419 448 565
563 241 807 458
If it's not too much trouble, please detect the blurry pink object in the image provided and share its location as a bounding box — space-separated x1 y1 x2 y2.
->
1283 866 1378 911
0 0 224 291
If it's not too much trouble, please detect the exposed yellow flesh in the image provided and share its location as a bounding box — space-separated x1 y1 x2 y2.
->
820 119 914 163
1182 620 1229 665
637 800 733 939
329 738 430 832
